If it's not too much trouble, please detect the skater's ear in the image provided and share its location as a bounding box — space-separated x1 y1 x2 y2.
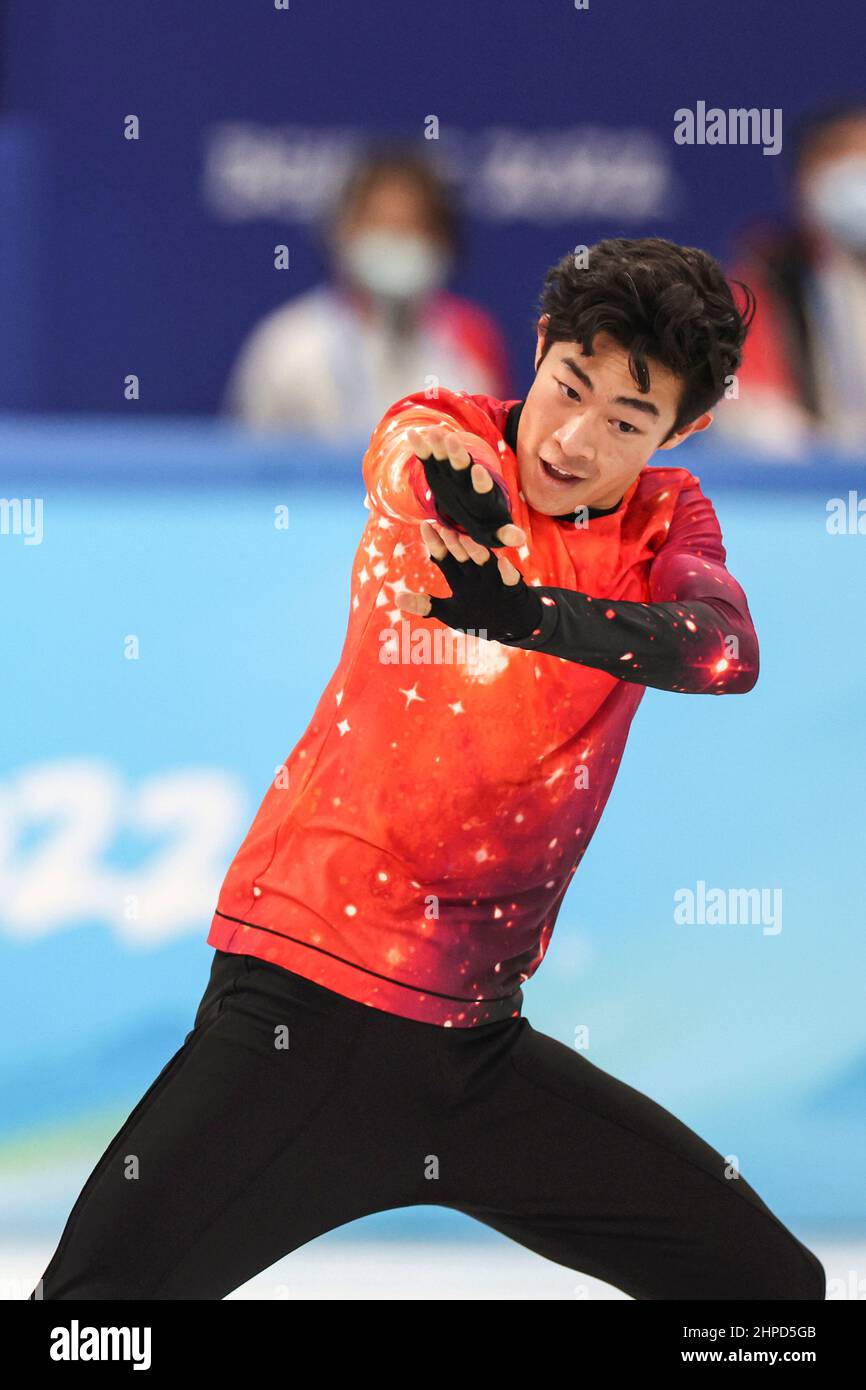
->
655 411 713 451
534 316 552 372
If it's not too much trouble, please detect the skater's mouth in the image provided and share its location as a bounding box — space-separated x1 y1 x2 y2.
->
539 455 592 485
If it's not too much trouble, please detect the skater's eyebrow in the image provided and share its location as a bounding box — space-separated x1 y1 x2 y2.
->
559 355 660 418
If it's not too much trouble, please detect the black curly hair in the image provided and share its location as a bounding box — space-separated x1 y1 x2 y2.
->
535 237 757 443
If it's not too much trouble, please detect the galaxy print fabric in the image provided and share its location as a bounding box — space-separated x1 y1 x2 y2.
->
208 389 759 1026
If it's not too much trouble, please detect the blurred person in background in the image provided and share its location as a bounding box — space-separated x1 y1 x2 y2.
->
223 142 512 440
714 100 866 458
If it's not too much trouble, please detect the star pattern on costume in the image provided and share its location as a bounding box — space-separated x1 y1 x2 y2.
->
211 390 758 1030
386 575 412 601
398 682 424 709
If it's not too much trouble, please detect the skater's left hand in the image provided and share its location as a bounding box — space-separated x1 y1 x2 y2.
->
397 519 544 643
406 425 526 550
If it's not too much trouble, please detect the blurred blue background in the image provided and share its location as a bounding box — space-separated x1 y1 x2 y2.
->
0 0 863 414
2 429 864 1247
1 0 865 1294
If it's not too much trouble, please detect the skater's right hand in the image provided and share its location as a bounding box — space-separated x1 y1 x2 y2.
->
397 518 543 642
407 425 526 550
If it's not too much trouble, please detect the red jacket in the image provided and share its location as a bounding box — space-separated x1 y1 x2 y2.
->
208 388 757 1025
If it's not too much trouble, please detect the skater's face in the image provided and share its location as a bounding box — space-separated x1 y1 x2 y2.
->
516 323 712 514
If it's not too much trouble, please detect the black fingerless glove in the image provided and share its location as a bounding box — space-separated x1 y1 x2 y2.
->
425 543 544 642
418 448 514 548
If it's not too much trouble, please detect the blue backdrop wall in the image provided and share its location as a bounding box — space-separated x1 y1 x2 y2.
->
1 0 864 412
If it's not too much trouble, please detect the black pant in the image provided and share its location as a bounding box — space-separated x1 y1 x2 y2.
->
31 949 825 1300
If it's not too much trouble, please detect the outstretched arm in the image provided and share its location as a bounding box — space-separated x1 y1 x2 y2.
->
506 484 759 694
505 583 758 694
399 485 759 696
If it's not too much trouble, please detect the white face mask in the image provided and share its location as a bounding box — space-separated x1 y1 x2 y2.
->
338 229 450 301
802 154 866 252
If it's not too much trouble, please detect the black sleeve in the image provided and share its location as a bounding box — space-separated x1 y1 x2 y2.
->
503 587 759 695
503 481 760 695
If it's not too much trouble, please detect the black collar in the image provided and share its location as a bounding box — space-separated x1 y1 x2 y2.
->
503 399 625 520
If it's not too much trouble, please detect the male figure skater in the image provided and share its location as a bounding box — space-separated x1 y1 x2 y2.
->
32 237 825 1300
